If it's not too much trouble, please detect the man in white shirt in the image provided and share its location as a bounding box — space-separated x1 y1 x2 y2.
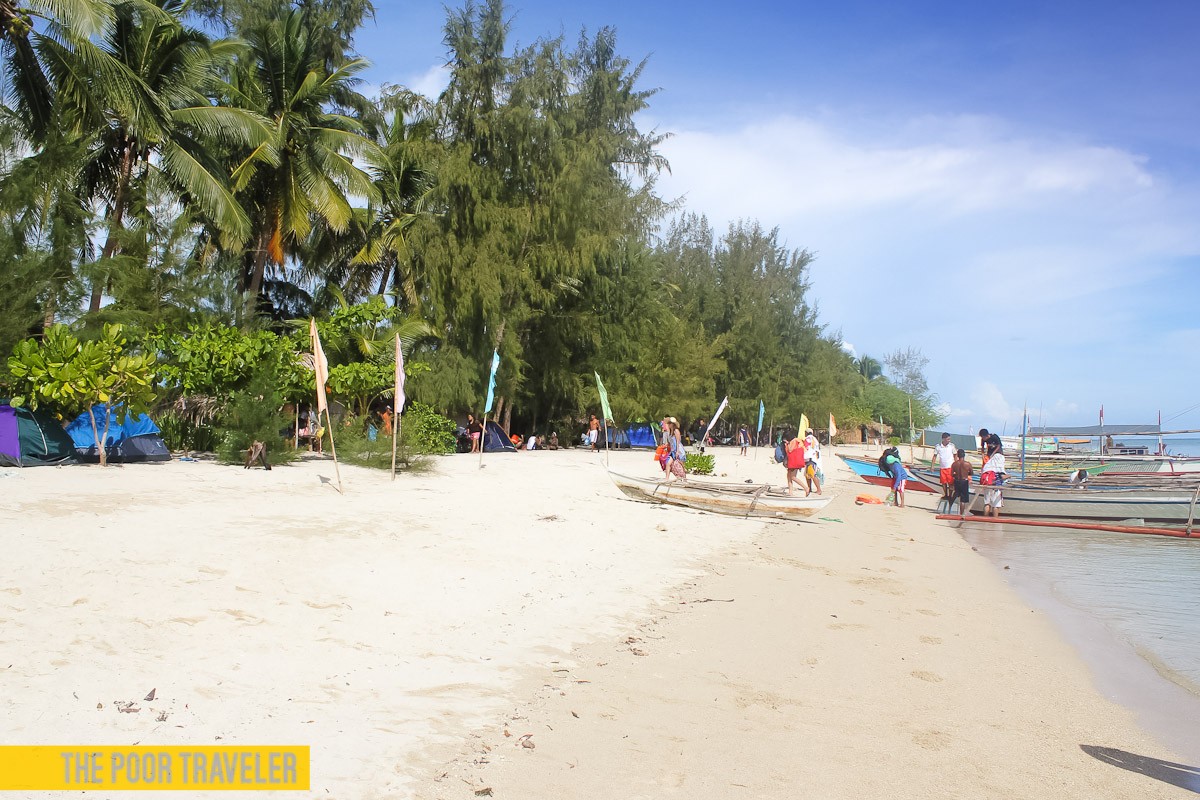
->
931 433 956 510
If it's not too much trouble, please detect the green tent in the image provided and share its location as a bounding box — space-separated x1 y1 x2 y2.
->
0 401 76 467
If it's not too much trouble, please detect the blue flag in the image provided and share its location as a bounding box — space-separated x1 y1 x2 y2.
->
484 350 500 413
757 400 765 434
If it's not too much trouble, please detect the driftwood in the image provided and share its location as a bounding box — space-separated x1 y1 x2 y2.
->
244 441 272 470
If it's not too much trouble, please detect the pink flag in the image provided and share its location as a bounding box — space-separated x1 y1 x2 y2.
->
394 334 406 412
310 319 329 413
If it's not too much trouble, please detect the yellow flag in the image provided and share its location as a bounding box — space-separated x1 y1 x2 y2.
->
799 413 809 435
310 319 329 413
829 413 838 438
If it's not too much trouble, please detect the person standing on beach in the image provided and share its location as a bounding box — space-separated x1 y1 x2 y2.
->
932 432 956 510
588 415 600 451
785 433 808 496
664 418 686 481
982 443 1006 517
467 414 483 453
803 429 822 495
951 448 973 515
884 448 908 507
738 425 750 456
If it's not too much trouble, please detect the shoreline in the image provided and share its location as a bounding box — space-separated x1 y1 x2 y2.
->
2 445 1196 797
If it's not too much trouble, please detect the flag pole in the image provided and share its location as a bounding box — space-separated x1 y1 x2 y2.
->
322 406 343 494
603 417 611 468
390 409 399 481
391 334 405 481
310 318 342 494
478 411 488 469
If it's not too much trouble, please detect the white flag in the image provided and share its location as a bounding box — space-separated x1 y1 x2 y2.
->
394 334 406 412
709 396 730 433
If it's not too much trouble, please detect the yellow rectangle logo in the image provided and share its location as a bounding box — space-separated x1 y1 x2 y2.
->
0 746 309 791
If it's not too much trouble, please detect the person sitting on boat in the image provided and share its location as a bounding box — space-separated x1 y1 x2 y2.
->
951 449 973 515
982 445 1006 517
884 448 908 507
785 433 808 496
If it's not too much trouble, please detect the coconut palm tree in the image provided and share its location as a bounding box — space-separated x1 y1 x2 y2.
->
80 0 269 312
223 7 380 319
0 0 116 141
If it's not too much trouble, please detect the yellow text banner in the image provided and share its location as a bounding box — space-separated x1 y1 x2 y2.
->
0 746 309 791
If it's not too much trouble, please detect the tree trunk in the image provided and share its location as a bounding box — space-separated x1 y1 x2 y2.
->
494 396 506 433
89 143 135 313
501 400 511 436
243 225 273 320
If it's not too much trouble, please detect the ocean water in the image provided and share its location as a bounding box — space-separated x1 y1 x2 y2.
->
964 524 1200 758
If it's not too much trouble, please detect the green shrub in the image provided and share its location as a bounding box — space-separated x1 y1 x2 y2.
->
215 364 296 466
685 452 715 475
887 436 901 446
400 402 456 455
333 413 433 473
157 410 219 453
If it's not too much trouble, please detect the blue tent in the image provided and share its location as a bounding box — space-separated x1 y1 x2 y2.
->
483 419 516 452
65 405 171 463
626 423 658 449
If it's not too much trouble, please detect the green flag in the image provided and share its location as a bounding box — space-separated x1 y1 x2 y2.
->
594 372 613 422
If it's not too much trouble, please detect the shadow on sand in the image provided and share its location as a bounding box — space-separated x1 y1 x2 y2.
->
1081 745 1200 794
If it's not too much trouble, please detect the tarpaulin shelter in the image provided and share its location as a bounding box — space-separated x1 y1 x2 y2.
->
0 402 76 467
626 423 658 449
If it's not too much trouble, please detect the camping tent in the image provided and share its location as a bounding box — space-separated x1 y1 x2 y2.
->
626 423 658 449
482 420 516 452
65 405 171 463
0 402 76 467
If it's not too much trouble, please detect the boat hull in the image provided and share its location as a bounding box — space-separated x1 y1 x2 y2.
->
837 455 936 493
608 471 833 522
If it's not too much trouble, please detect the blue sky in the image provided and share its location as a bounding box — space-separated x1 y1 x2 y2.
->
354 1 1200 434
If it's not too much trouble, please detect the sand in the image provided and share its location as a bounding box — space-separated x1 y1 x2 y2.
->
1 444 1195 798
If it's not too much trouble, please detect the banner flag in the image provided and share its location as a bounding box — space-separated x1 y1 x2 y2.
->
829 413 838 438
484 350 500 414
709 396 730 433
310 319 329 413
757 400 765 434
594 372 613 423
799 413 809 436
394 334 406 412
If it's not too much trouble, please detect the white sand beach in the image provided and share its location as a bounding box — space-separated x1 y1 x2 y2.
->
1 445 1195 798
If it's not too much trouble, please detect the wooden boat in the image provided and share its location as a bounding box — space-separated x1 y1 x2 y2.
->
607 471 833 522
919 477 1200 524
935 514 1200 540
837 454 936 493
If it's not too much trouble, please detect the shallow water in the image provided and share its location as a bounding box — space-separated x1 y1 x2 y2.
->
962 524 1200 759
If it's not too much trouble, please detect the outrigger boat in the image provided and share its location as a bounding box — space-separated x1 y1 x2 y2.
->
608 471 833 522
837 454 936 493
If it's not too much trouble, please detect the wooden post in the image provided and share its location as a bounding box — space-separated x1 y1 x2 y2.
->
323 407 343 493
390 408 399 481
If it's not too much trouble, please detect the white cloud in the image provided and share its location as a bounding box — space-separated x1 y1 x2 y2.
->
407 64 450 99
651 110 1200 427
840 340 855 356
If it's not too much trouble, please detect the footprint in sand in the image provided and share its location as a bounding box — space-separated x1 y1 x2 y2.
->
919 635 943 645
1 588 21 595
911 670 943 683
884 556 908 562
912 730 952 750
828 622 868 631
917 609 940 617
219 609 266 625
850 599 866 606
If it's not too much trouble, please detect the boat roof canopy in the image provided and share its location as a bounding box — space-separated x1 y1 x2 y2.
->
1026 424 1160 436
